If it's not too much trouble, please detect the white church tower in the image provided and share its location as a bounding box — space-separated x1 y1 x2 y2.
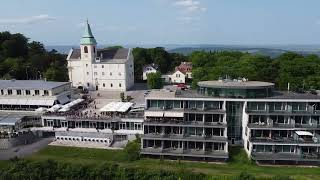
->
80 20 97 61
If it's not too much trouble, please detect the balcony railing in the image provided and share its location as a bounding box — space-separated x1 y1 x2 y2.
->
247 122 319 129
142 133 227 142
141 147 228 158
144 119 227 127
250 136 320 144
251 152 320 161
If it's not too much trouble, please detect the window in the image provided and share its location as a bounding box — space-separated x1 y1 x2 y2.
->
176 74 180 78
84 46 88 53
94 72 98 76
35 90 40 95
0 90 3 95
8 89 12 95
25 90 30 95
17 90 21 95
119 83 121 87
102 65 104 68
103 83 105 87
118 72 121 76
87 72 89 75
44 90 49 96
110 83 113 87
110 72 112 76
94 65 97 68
86 64 88 67
93 46 96 53
102 72 105 76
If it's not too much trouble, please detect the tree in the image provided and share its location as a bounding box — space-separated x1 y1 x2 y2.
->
132 47 188 82
147 72 163 89
0 31 68 82
123 137 141 161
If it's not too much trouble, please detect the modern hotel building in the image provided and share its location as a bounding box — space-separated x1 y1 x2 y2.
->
141 79 320 164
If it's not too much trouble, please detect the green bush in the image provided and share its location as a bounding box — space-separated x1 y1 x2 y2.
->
123 138 141 161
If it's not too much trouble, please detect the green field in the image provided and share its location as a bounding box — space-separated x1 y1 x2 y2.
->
9 146 317 179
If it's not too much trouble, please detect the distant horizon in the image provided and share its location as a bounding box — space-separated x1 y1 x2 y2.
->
45 44 320 52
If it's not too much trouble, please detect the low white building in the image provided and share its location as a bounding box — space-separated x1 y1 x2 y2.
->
143 64 159 80
0 80 71 110
162 70 186 84
67 21 134 91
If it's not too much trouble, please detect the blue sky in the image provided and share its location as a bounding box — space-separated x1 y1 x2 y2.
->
1 0 320 46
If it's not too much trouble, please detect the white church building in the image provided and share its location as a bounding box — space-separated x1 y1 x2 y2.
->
67 21 134 91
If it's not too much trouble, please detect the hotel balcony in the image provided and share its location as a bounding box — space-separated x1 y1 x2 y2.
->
142 133 228 142
251 152 320 162
144 118 227 128
141 148 228 159
145 107 225 114
184 108 226 114
249 134 320 145
247 118 320 130
246 106 320 116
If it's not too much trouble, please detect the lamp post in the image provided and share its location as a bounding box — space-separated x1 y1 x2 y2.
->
25 66 29 80
37 71 42 80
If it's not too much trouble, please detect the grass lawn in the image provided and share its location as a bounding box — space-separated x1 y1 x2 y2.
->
16 145 319 180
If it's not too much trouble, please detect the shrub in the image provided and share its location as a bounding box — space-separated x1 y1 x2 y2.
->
123 139 141 161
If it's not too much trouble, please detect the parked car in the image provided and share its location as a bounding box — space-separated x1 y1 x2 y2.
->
177 83 187 90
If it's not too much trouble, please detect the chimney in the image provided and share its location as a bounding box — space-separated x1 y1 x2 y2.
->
287 82 290 92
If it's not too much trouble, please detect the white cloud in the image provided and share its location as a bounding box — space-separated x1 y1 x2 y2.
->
173 0 207 13
77 22 137 32
176 16 200 24
0 14 55 25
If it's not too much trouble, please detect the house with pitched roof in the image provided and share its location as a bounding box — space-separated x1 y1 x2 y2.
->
143 63 159 80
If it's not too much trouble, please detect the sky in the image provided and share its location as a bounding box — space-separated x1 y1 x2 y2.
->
1 0 320 46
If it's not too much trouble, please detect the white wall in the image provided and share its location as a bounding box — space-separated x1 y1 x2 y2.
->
143 67 157 80
68 49 134 91
170 71 186 84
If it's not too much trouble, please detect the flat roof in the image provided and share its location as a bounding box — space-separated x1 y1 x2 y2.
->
0 80 70 90
146 89 320 100
198 80 274 89
0 115 23 126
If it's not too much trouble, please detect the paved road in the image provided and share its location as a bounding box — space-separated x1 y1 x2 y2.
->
0 137 54 160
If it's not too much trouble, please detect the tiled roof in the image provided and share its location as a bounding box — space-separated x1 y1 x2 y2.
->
68 48 130 62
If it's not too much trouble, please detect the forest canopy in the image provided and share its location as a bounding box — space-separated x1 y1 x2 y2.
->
190 51 320 91
0 31 68 82
1 31 320 92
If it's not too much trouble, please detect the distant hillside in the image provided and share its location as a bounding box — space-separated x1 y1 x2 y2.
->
169 46 320 58
46 44 320 57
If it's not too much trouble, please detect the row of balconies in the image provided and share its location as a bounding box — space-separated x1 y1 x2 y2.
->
251 152 320 161
141 148 228 158
142 133 228 142
246 105 320 115
248 115 320 128
144 118 226 127
248 122 320 129
249 134 320 144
